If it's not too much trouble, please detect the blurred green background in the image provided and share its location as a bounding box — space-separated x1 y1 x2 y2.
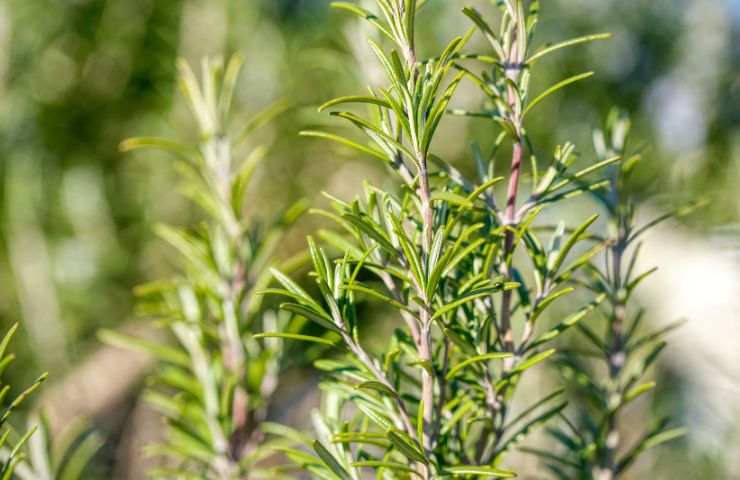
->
0 0 738 477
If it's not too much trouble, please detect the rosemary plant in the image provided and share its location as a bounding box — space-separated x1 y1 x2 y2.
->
541 111 687 480
0 324 47 478
102 56 305 478
268 1 620 478
14 414 102 480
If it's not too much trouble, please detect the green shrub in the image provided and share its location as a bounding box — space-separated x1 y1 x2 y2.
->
100 2 686 478
263 1 671 479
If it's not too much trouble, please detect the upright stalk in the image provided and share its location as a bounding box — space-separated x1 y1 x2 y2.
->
415 68 436 480
500 140 523 359
551 111 686 478
499 1 526 370
399 3 435 467
108 56 303 479
204 134 252 466
594 139 629 480
598 213 628 480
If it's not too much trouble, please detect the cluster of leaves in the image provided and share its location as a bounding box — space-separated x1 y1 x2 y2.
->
12 415 103 480
102 56 306 479
0 325 47 478
0 1 692 479
539 111 688 480
79 2 687 479
0 326 101 480
265 1 639 479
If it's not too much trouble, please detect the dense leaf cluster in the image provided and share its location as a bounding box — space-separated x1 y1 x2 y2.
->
0 1 694 479
92 1 685 479
263 1 665 479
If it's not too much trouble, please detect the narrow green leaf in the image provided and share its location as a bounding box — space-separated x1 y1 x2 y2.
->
313 441 352 480
617 427 687 473
549 214 599 276
443 328 477 355
432 286 512 320
319 95 392 112
332 111 415 161
280 303 343 334
332 432 390 448
238 98 291 143
432 191 474 208
468 177 505 203
355 400 393 430
462 7 505 59
253 332 338 347
528 33 612 64
0 324 18 361
1 373 48 424
330 2 394 40
344 212 397 254
387 430 427 464
446 353 513 380
510 349 556 375
624 382 656 404
270 267 333 319
523 72 595 117
527 294 605 350
445 465 517 478
642 427 687 450
494 403 567 459
503 389 565 432
628 320 685 353
98 330 190 368
355 381 398 398
344 284 409 311
300 131 389 162
218 54 243 122
119 137 194 156
530 287 575 323
58 431 104 480
270 268 313 303
627 267 658 294
352 461 421 476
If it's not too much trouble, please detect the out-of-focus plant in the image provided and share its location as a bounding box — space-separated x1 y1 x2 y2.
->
13 414 102 480
267 1 619 478
537 111 687 479
0 324 47 477
100 55 306 479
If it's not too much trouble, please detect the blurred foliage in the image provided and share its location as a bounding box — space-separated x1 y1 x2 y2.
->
0 0 737 477
0 324 47 478
102 55 309 478
16 413 103 480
